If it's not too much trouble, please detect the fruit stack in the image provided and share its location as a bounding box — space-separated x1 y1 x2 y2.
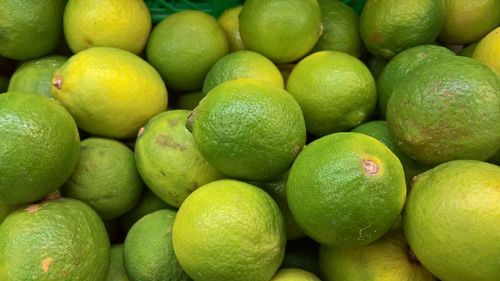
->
0 0 499 281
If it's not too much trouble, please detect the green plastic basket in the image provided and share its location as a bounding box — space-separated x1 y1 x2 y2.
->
145 0 366 24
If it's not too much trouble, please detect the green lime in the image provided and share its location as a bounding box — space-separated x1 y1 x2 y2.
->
106 244 130 281
271 268 320 281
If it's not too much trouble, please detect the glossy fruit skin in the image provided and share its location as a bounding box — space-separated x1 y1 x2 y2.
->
387 56 500 165
287 132 406 247
0 92 80 205
239 0 323 64
0 0 64 60
0 198 110 281
188 79 306 182
172 179 286 281
473 27 500 76
360 0 445 59
403 160 500 281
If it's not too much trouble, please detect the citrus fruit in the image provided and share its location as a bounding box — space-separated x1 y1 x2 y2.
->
286 51 376 136
386 56 500 165
64 0 151 54
0 0 64 60
287 132 406 246
106 245 130 281
352 120 425 184
376 45 455 118
0 204 16 224
473 27 500 75
0 92 80 205
61 138 143 220
124 210 190 281
218 6 246 52
319 230 436 281
239 0 323 63
120 189 174 232
281 238 320 275
202 50 284 95
8 55 67 97
360 0 445 59
271 268 320 281
439 0 500 45
51 47 168 139
459 41 479 57
252 172 306 240
313 0 363 58
187 79 306 181
0 198 110 281
172 179 286 281
403 160 500 281
135 110 224 207
177 91 204 110
146 10 229 91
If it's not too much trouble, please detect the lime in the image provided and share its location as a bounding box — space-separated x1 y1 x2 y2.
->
403 160 500 281
239 0 323 63
202 50 284 95
218 6 246 52
386 56 500 165
0 92 80 205
64 0 151 54
124 210 190 281
0 198 110 281
52 47 168 139
106 245 130 281
8 56 67 97
61 138 143 220
172 179 286 281
287 132 406 246
286 51 376 136
473 27 500 75
271 268 320 281
147 10 229 91
135 110 224 207
188 79 306 181
360 0 445 59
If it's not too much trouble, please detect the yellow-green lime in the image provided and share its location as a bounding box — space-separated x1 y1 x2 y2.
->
0 198 110 281
377 45 455 118
386 56 500 165
61 138 143 220
188 79 306 181
177 91 204 110
52 47 168 139
202 50 284 95
135 110 224 207
271 268 320 281
473 27 500 75
252 172 306 240
439 0 500 45
403 160 500 281
314 0 363 58
287 132 406 246
147 10 229 91
106 245 130 281
8 55 67 97
286 51 376 136
64 0 151 54
239 0 323 63
0 0 64 60
218 6 246 52
360 0 445 59
0 92 80 205
319 230 437 281
124 210 190 281
0 204 17 224
120 189 174 233
172 179 286 281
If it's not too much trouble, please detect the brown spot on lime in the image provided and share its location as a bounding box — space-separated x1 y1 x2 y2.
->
137 127 145 137
186 110 197 133
52 76 63 90
363 159 379 175
317 22 324 37
156 135 186 150
292 144 303 157
169 118 179 126
42 257 53 273
25 204 40 213
371 31 384 44
45 191 61 201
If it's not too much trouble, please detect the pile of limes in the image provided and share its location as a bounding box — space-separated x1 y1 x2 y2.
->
0 0 499 281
